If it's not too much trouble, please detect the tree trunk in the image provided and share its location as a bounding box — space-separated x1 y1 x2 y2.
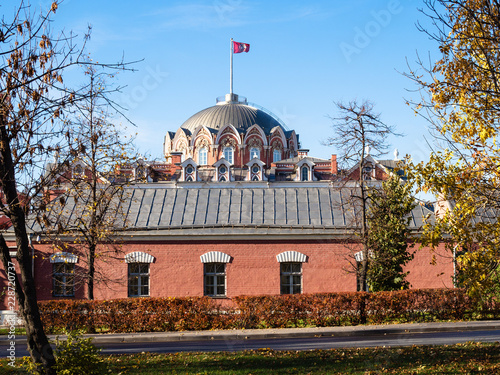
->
357 144 369 292
0 124 56 374
87 244 95 300
357 259 368 292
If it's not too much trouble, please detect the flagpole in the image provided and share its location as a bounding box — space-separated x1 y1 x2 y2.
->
230 38 233 95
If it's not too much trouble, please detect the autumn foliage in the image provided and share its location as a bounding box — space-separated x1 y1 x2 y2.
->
406 1 500 301
38 289 499 334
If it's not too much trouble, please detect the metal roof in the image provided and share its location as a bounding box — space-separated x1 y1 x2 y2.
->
377 159 404 169
180 102 283 134
275 156 331 165
123 187 353 228
26 186 433 239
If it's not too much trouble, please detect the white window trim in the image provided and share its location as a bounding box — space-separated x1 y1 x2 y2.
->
276 251 307 263
50 252 78 264
125 251 155 264
200 251 231 263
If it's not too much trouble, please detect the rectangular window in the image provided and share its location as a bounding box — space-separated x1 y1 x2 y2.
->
301 166 309 181
250 147 260 159
273 149 281 162
53 263 75 297
223 147 234 164
204 263 226 297
128 263 150 297
280 262 302 294
199 148 207 165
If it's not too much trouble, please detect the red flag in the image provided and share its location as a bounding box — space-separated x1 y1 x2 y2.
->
233 41 250 53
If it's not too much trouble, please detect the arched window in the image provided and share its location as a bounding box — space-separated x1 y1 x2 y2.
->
223 147 234 164
198 147 207 165
219 176 226 182
250 147 260 159
301 166 309 181
273 149 281 162
184 164 196 182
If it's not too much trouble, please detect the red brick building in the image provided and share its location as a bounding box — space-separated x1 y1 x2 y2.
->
0 93 454 309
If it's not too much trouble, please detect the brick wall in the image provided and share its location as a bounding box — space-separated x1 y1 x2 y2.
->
0 239 454 308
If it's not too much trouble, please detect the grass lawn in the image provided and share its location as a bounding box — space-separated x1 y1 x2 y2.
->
1 342 499 374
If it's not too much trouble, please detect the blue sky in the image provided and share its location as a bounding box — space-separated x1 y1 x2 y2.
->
6 0 439 165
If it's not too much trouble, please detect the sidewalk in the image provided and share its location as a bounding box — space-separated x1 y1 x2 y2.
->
3 320 500 345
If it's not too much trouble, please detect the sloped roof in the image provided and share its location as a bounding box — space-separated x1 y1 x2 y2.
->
377 159 404 170
25 185 432 239
123 187 353 228
275 156 331 165
437 199 498 226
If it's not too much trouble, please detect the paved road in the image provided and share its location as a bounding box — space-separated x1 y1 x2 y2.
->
2 321 500 357
100 329 500 354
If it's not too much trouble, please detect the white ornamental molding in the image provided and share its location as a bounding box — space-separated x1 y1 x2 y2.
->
50 252 79 264
222 138 237 147
354 250 374 262
125 251 155 264
271 140 283 150
200 251 231 263
195 138 209 148
276 251 307 263
248 138 263 148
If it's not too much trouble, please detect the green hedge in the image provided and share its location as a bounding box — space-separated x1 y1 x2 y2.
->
38 289 500 334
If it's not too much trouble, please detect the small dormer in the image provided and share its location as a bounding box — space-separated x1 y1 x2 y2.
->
295 158 316 181
72 163 84 178
213 158 232 182
180 158 198 182
362 162 375 180
246 158 267 181
135 159 148 182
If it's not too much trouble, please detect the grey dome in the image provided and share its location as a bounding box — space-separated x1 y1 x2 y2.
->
181 101 283 134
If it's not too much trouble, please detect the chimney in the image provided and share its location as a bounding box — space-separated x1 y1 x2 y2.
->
171 151 183 166
331 154 337 175
298 149 309 158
